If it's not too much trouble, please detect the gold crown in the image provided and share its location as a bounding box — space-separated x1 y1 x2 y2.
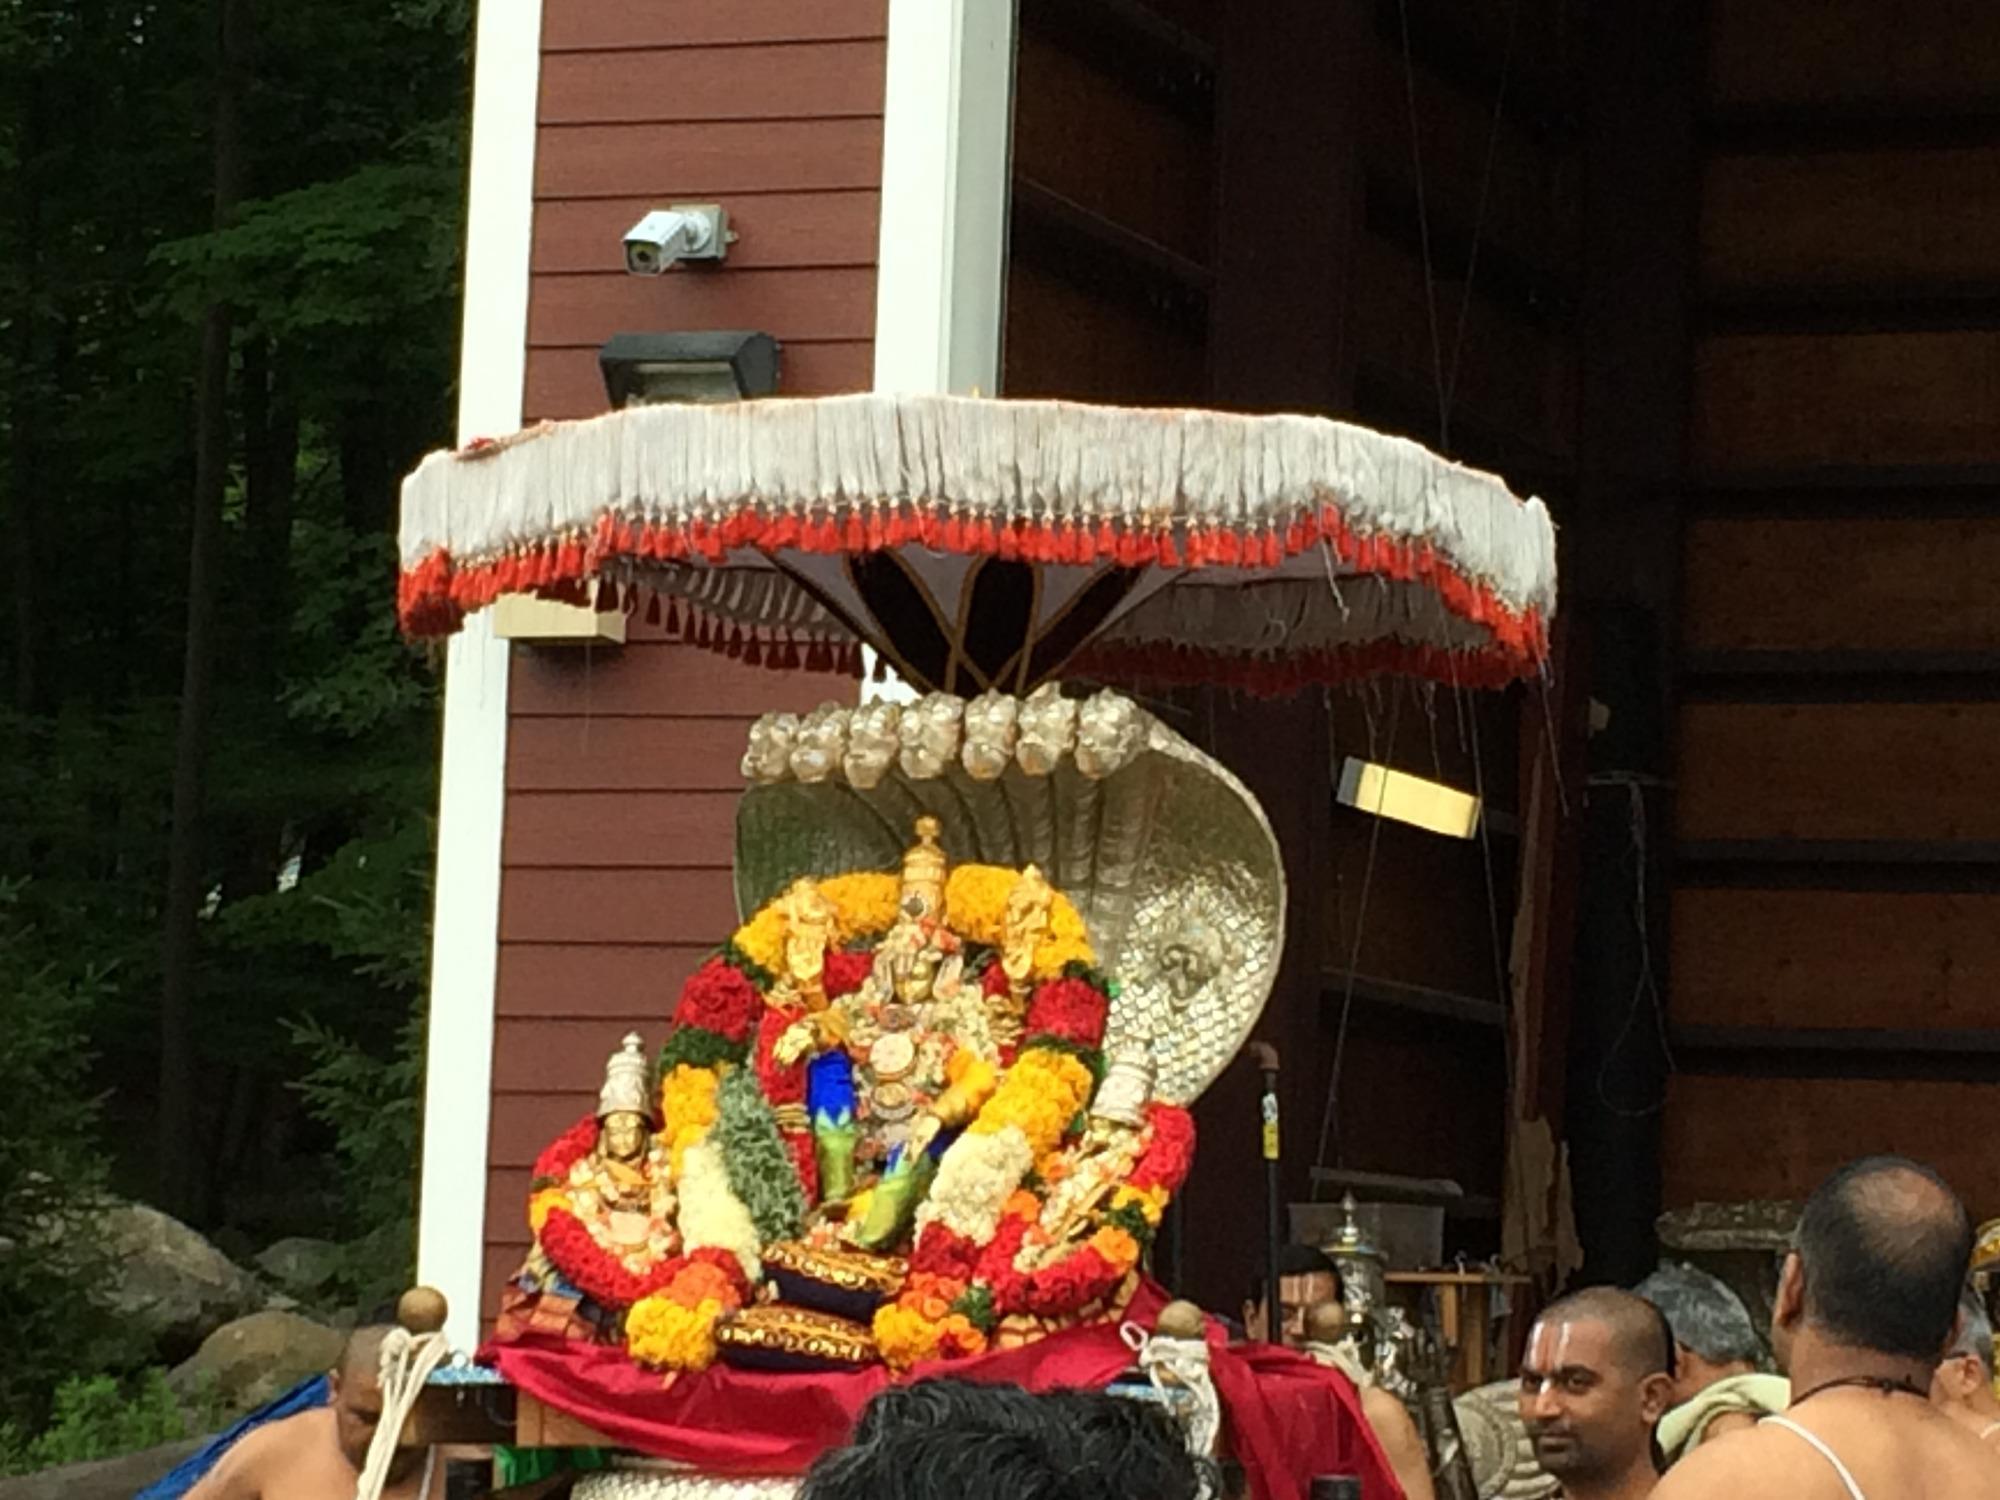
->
900 816 948 905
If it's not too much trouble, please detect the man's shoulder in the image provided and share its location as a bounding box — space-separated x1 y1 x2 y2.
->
231 1405 336 1461
1654 1421 1824 1497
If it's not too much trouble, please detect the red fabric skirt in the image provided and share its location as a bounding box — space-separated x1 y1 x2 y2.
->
483 1281 1402 1500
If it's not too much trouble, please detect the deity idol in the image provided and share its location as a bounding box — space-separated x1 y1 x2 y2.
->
502 1034 678 1341
784 816 1001 1251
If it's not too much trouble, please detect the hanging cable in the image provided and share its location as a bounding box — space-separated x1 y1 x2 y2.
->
1313 688 1403 1186
1587 771 1677 1118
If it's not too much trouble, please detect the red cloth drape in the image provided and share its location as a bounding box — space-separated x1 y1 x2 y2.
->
482 1281 1402 1500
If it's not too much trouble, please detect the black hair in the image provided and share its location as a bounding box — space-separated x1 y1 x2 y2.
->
1794 1156 1974 1364
1247 1244 1344 1308
1532 1287 1676 1379
818 1378 1204 1500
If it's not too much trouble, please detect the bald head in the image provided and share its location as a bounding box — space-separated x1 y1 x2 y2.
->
338 1324 392 1385
1536 1288 1676 1380
1795 1157 1973 1364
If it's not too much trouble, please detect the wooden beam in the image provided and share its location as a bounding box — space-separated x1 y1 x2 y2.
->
1672 1026 2000 1082
1708 104 2000 156
1682 651 2000 702
1017 0 1215 123
1703 288 2000 337
1322 969 1507 1030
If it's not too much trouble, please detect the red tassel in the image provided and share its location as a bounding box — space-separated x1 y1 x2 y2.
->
844 510 866 552
886 510 910 548
745 636 765 667
944 513 966 552
997 523 1021 562
597 579 621 613
1075 523 1098 564
725 625 744 659
1157 530 1181 568
976 517 998 553
866 510 887 551
1097 519 1118 557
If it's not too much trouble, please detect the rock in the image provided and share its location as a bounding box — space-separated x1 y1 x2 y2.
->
92 1202 266 1359
253 1236 345 1300
0 1438 203 1500
169 1309 344 1416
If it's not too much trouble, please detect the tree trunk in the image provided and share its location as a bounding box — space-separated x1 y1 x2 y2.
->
158 0 250 1219
8 76 47 715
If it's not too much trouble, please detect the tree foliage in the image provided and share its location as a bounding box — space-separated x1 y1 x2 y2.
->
0 0 470 1429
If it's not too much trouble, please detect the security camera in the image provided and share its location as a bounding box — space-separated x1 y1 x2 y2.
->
623 205 729 275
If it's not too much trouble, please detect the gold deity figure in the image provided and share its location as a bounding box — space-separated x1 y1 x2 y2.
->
566 1033 678 1273
779 877 837 1006
1019 1042 1156 1270
994 864 1054 1048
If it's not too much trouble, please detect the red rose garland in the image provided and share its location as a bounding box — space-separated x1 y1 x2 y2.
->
1021 976 1109 1049
531 1114 601 1187
822 947 874 999
538 1206 685 1310
672 957 762 1042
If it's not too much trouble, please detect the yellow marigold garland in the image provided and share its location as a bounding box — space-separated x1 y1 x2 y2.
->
627 1293 728 1371
818 872 902 941
660 1063 721 1176
966 1047 1094 1157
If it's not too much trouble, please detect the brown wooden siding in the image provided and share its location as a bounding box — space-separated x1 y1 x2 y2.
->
481 0 887 1326
1672 889 2000 1032
1665 1075 2000 1218
1683 516 2000 653
1665 0 2000 1216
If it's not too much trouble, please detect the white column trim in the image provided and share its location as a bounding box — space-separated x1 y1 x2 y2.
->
870 0 1017 396
416 0 542 1356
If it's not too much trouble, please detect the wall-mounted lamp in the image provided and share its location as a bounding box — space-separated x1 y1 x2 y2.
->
598 330 781 408
622 204 731 275
1335 758 1481 840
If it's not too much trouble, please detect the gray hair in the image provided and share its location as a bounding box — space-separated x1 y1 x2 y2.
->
1948 1290 1995 1378
1634 1262 1765 1366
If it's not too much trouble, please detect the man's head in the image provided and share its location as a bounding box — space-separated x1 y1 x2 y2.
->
1633 1262 1765 1405
1774 1156 1974 1370
330 1325 422 1482
1930 1290 1996 1411
816 1379 1202 1500
1243 1244 1343 1346
1518 1288 1677 1487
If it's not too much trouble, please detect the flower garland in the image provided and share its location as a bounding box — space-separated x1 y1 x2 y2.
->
877 1101 1195 1367
943 866 1095 977
537 1206 684 1310
625 1247 753 1371
660 1063 720 1176
875 965 1113 1368
524 1113 687 1309
713 1065 808 1245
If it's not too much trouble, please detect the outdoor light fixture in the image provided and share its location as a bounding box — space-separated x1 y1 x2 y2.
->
1336 757 1482 840
598 330 781 408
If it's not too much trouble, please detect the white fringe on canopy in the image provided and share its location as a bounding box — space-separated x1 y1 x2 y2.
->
400 393 1556 613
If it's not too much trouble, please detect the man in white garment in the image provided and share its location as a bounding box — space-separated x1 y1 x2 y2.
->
1654 1156 1993 1500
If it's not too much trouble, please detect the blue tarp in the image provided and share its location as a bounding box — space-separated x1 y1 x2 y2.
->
134 1374 331 1500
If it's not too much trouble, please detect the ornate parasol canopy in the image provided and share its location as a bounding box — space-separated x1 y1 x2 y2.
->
397 394 1556 694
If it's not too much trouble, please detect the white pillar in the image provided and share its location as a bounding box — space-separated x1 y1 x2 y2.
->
415 0 542 1357
870 0 1017 396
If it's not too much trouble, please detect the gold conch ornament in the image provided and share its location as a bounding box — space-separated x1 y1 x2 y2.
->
734 687 1285 1107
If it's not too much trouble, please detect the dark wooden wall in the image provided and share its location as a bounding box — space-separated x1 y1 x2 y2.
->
1664 0 2000 1218
481 0 887 1326
1001 0 1584 1310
